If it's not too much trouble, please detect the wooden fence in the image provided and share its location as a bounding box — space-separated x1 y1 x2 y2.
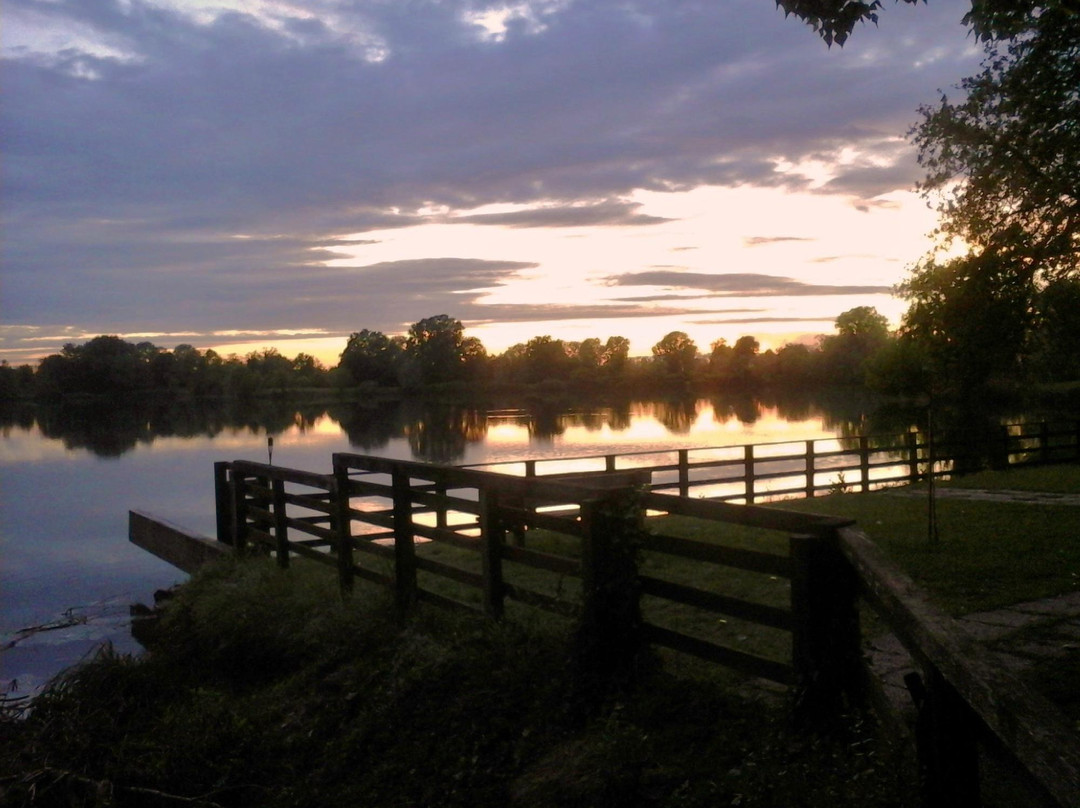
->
204 424 1080 807
462 419 1080 503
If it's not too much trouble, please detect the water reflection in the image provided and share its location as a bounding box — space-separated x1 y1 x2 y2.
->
5 392 1040 469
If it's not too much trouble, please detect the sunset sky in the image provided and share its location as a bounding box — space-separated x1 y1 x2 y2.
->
2 0 984 367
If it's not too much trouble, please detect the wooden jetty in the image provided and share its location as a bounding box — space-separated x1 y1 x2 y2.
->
130 422 1080 807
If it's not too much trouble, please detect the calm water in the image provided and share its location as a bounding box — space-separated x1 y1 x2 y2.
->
0 393 900 694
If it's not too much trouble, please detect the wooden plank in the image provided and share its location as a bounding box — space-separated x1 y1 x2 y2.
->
641 533 792 578
246 526 274 548
351 564 394 588
287 543 337 565
501 582 582 618
415 587 484 615
638 575 793 630
410 488 481 516
640 623 793 685
414 556 485 588
283 491 333 513
230 460 335 490
129 511 230 573
837 526 1080 808
413 522 482 550
640 491 848 533
354 541 395 560
500 544 580 576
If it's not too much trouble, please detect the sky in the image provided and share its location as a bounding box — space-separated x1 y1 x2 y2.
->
1 0 985 367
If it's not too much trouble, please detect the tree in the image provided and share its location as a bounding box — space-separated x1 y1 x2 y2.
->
897 4 1079 395
600 336 630 373
524 336 573 383
651 331 698 377
819 306 891 385
898 251 1033 395
574 337 603 370
910 8 1080 283
1028 277 1080 382
730 336 760 385
773 1 1061 46
340 329 402 387
404 314 469 386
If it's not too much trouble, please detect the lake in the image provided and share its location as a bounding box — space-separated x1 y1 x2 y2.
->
1 391 907 695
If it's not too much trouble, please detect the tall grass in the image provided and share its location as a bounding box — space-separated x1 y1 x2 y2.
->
1 556 915 808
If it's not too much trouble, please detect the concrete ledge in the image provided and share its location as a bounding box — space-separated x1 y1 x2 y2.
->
129 510 231 574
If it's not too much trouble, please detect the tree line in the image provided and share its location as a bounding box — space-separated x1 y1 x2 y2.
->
4 294 1076 404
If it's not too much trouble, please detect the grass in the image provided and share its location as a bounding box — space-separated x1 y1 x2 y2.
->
781 486 1080 615
929 461 1080 494
4 464 1076 806
0 557 916 808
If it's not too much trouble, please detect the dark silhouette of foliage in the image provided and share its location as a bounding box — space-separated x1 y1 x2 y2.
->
774 0 1064 46
401 314 484 387
651 331 698 379
339 329 403 387
897 4 1080 399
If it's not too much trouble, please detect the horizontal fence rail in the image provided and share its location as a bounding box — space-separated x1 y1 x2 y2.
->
206 420 1079 808
461 420 1080 504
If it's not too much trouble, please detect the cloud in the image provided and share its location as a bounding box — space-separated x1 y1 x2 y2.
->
1 0 980 357
607 270 891 297
451 199 672 228
743 236 816 247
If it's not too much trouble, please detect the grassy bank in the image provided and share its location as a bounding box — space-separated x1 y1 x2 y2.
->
4 464 1076 807
0 558 914 808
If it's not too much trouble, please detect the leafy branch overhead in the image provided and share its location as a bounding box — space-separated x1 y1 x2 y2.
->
774 0 1075 46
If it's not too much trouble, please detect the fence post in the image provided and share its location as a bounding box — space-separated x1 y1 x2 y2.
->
744 444 755 504
214 462 233 545
230 470 249 555
859 435 871 493
1040 421 1050 464
392 468 417 616
678 449 689 497
605 454 616 473
907 431 920 485
479 490 505 619
575 491 643 707
271 477 289 569
435 482 448 530
332 461 354 597
992 424 1011 470
805 440 816 499
789 529 865 723
905 667 981 808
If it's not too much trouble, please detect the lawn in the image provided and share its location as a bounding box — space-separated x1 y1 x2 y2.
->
781 465 1080 615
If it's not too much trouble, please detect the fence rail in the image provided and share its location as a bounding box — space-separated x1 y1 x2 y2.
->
200 421 1080 807
462 419 1080 503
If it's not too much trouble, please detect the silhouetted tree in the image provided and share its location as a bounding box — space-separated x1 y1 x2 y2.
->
340 329 402 387
524 336 574 383
774 0 1057 47
402 314 471 386
818 306 890 386
651 331 698 378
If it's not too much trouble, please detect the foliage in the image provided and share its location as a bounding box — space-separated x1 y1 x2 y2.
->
651 331 699 378
400 314 487 387
896 4 1080 398
897 251 1033 395
338 328 403 387
773 0 1065 46
910 7 1080 279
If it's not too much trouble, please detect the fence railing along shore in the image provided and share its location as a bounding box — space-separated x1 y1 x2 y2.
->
131 421 1079 807
461 419 1080 503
